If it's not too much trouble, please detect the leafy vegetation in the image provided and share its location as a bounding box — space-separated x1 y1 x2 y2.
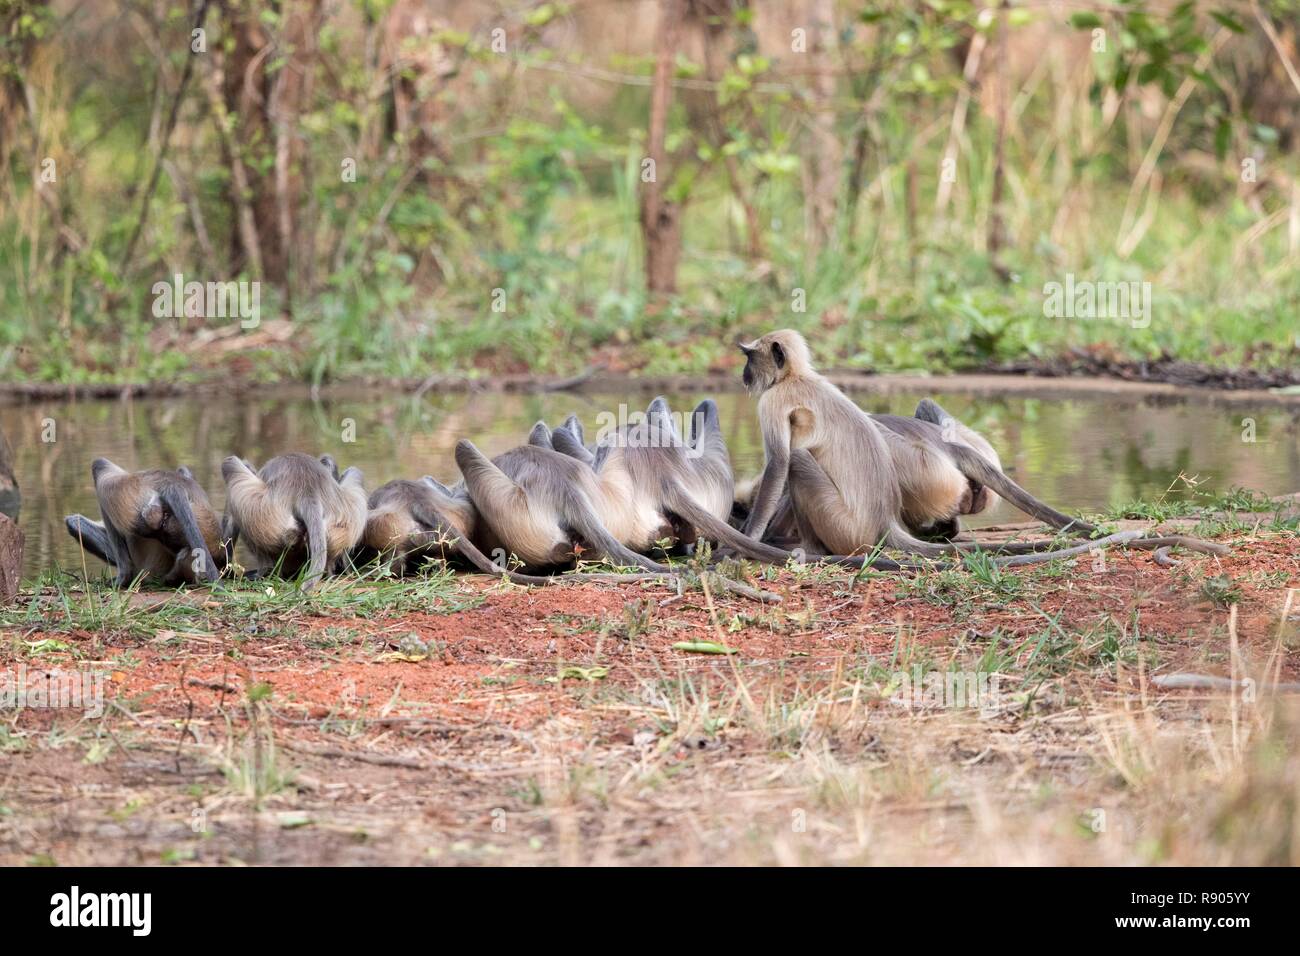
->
1 1 1297 384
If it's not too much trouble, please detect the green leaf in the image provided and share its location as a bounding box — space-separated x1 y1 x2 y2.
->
1209 11 1245 33
1137 61 1163 85
672 641 739 655
545 665 608 682
1069 12 1103 30
524 4 557 27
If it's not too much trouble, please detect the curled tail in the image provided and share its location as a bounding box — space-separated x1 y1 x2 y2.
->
159 484 220 583
294 495 328 588
410 503 550 584
662 480 804 563
942 442 1097 534
411 500 639 587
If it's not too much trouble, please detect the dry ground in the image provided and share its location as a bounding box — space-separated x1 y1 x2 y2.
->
1 515 1297 866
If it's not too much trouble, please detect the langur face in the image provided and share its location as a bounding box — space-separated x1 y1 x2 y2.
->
739 338 786 394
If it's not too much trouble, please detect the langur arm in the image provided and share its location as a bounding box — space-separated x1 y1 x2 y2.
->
741 419 792 541
64 515 115 568
102 516 135 588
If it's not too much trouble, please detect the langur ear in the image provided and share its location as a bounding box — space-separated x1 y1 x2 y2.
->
772 342 786 369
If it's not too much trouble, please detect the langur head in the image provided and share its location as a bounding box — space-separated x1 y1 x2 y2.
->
738 329 811 394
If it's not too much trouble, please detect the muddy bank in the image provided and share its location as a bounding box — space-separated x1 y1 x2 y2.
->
994 347 1300 391
5 368 1300 407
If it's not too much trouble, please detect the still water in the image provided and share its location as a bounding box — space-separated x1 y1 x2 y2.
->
3 387 1298 580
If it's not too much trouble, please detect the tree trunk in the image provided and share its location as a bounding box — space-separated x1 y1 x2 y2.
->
270 0 324 306
804 0 840 250
698 2 766 263
221 0 280 282
987 2 1011 282
641 0 687 296
379 0 455 292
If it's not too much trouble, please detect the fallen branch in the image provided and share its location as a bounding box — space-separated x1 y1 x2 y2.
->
1153 673 1300 692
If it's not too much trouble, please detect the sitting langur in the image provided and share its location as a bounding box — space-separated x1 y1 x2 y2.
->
733 398 1081 542
737 330 1144 565
64 459 227 587
221 453 367 586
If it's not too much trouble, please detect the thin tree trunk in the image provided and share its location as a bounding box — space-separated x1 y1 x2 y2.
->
0 426 19 521
220 0 281 283
269 0 323 307
987 2 1010 282
804 0 839 250
699 1 765 262
641 0 686 296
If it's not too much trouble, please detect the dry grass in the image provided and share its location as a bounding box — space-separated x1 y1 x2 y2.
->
0 528 1296 866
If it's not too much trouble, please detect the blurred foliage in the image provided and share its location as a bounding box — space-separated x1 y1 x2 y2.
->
0 0 1297 383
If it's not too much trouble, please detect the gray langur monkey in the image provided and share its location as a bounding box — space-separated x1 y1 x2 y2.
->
888 398 1226 556
871 399 1004 539
353 469 779 602
221 452 368 587
731 399 1064 542
452 438 672 572
64 459 227 587
549 397 863 566
737 330 1150 566
355 477 477 575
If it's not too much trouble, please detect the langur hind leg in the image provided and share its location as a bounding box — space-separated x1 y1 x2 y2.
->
787 449 858 557
528 422 553 449
790 507 829 558
768 494 797 540
101 517 136 588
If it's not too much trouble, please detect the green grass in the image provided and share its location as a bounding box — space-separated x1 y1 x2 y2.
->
4 159 1298 385
0 565 479 642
